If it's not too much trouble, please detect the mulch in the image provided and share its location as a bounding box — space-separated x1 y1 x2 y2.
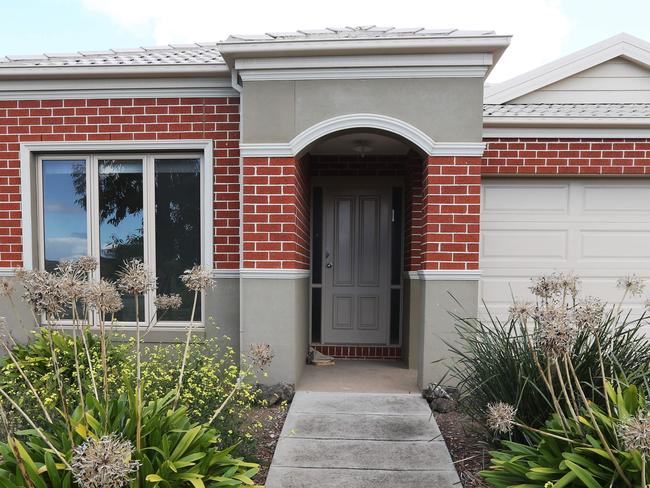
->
434 411 494 488
247 403 289 484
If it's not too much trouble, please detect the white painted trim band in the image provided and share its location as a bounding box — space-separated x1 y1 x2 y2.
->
213 269 240 279
239 143 294 158
0 268 15 277
239 269 310 279
430 142 486 156
238 66 488 81
483 127 650 139
407 270 482 281
0 87 239 101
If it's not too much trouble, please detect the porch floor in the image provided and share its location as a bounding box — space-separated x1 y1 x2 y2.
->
297 359 418 393
265 391 460 488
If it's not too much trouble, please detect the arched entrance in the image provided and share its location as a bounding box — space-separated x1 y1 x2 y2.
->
301 127 426 362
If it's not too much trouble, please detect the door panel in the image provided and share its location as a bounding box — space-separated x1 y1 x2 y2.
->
322 184 391 344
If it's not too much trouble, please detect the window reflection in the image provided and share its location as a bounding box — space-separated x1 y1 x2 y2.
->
155 158 201 321
98 159 144 322
42 160 87 272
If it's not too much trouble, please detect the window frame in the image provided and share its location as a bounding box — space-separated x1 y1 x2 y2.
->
36 151 207 330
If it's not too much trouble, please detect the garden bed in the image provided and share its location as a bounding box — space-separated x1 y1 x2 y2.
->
248 403 289 483
435 411 491 488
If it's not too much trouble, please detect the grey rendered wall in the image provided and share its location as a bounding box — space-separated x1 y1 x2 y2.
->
242 78 484 144
417 279 479 388
205 277 240 354
0 278 240 346
403 276 423 371
239 277 309 384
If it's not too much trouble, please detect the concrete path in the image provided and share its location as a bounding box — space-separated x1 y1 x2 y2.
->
265 391 460 487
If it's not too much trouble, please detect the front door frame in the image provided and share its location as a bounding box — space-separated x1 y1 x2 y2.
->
310 175 405 348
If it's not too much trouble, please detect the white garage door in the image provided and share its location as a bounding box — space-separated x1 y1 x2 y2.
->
480 178 650 317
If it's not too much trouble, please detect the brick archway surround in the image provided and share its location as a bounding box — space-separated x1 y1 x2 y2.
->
241 154 482 272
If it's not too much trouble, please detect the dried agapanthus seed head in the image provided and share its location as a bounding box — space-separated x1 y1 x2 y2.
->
620 412 650 455
557 272 581 300
574 296 606 333
18 269 67 316
486 402 517 434
248 343 274 370
0 278 14 297
530 273 564 301
154 293 182 311
75 256 98 274
71 434 140 488
617 274 646 298
508 300 535 323
56 261 87 303
116 259 156 295
180 265 215 292
534 305 577 358
84 280 123 314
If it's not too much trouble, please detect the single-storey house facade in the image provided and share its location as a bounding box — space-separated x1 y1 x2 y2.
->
1 27 649 387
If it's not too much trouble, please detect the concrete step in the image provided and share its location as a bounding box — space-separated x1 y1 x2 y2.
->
281 412 442 441
290 391 431 415
266 467 461 488
270 437 455 471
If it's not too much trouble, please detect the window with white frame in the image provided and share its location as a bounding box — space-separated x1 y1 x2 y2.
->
37 153 203 325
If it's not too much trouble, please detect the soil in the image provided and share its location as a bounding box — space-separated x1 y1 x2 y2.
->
434 411 493 488
248 403 289 484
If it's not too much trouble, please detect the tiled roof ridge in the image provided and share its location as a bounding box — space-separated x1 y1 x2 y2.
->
227 26 496 41
483 102 650 118
0 44 223 67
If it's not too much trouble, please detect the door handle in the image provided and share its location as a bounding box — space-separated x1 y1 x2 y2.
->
326 262 333 268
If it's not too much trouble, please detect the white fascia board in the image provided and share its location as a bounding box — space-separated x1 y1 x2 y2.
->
483 126 650 139
238 66 487 81
0 76 238 100
0 64 230 79
484 33 650 104
235 52 493 70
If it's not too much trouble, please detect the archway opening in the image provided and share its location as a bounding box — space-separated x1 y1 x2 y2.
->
301 128 426 365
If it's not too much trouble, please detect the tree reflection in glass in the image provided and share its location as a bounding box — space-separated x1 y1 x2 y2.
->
42 160 88 272
154 159 201 321
98 159 144 322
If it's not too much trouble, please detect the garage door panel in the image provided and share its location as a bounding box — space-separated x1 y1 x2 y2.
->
482 230 568 260
580 231 650 261
481 178 650 316
582 184 650 213
482 184 569 213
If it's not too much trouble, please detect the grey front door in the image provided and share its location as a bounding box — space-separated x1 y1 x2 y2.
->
322 183 392 344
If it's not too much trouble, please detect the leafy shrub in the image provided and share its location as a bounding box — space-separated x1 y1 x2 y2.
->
0 258 270 487
481 384 648 487
0 332 262 453
448 296 650 430
0 391 259 487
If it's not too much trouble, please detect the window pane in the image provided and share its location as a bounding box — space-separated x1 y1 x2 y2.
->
98 159 144 322
42 160 87 272
155 158 201 321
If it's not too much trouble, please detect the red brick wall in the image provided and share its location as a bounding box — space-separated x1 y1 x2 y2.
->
421 156 481 271
0 97 240 270
242 156 310 269
483 139 650 175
